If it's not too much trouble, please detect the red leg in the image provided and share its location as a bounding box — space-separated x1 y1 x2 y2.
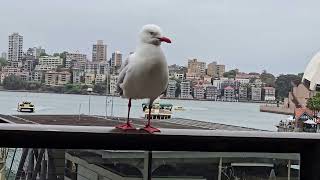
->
116 98 136 130
142 104 160 133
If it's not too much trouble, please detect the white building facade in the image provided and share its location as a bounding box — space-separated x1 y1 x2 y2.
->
180 81 191 99
8 33 23 67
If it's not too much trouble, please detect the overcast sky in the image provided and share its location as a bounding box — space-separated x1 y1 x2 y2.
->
1 0 320 75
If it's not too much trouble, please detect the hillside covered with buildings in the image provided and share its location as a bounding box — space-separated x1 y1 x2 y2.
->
0 32 301 102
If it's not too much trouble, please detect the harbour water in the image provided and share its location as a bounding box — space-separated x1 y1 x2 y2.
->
0 91 286 131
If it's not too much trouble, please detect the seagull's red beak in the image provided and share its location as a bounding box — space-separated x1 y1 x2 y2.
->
158 37 171 43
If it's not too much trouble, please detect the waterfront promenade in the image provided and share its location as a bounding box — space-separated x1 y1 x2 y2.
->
260 104 294 115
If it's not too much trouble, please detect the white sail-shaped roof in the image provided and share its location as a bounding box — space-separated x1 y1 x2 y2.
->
302 52 320 90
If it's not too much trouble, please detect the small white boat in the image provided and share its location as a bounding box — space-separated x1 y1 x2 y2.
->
174 106 185 111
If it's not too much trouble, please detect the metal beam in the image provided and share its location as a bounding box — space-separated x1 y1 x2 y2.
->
31 149 45 180
40 159 47 180
7 148 17 179
26 149 34 180
0 124 318 179
47 149 57 180
147 151 152 180
15 148 29 180
101 151 300 160
0 124 317 152
218 157 222 180
288 159 291 180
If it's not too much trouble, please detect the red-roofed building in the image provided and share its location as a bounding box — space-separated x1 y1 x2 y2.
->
294 108 313 120
294 108 315 132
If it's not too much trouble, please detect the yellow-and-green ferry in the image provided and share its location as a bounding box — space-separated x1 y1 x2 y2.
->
142 102 173 119
17 102 35 113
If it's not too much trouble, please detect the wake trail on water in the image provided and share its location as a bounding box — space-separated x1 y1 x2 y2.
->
183 107 208 111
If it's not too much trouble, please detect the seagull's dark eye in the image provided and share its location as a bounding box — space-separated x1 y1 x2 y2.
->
150 32 154 35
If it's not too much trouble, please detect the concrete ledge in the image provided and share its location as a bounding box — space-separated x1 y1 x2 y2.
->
260 105 294 115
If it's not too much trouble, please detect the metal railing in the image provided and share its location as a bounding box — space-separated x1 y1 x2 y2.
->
0 124 319 179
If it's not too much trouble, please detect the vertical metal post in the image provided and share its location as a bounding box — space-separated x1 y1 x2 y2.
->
301 144 320 180
31 149 45 180
147 151 152 180
27 149 34 180
16 148 29 180
47 149 57 180
7 148 17 179
40 159 47 180
5 148 9 160
111 96 114 117
105 73 109 119
78 104 81 121
143 151 148 180
88 94 91 115
218 157 222 180
288 159 291 180
143 151 152 180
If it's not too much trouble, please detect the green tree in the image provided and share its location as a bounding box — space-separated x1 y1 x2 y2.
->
223 70 237 78
3 75 25 90
60 51 68 67
81 85 89 94
40 52 48 57
63 84 81 94
51 86 64 93
56 65 64 72
307 94 320 118
93 83 106 94
173 79 181 97
260 71 276 86
275 74 302 99
25 82 41 90
249 77 257 83
0 57 7 67
41 73 45 84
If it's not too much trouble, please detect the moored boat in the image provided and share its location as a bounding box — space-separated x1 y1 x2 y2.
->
142 102 173 119
17 101 35 113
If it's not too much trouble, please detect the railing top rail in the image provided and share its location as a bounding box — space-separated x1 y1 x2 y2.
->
0 124 318 153
0 123 319 139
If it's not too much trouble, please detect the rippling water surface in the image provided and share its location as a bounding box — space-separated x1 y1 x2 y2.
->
0 91 286 131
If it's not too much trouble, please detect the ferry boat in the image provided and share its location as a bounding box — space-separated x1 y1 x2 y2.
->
17 102 35 113
142 102 173 119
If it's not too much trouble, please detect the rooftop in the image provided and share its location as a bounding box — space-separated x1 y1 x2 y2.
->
294 107 313 119
224 86 234 90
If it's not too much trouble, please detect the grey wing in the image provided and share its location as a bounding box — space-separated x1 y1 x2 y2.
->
116 65 128 96
118 56 130 74
116 56 130 95
161 84 168 95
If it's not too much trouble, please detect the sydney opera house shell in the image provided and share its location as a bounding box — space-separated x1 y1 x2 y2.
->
303 52 320 91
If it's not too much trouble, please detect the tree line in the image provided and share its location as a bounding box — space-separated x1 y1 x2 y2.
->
1 74 107 95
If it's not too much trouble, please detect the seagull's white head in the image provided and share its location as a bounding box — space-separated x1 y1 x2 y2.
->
139 24 171 46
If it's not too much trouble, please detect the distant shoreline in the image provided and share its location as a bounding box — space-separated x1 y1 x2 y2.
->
0 89 272 104
161 97 269 104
